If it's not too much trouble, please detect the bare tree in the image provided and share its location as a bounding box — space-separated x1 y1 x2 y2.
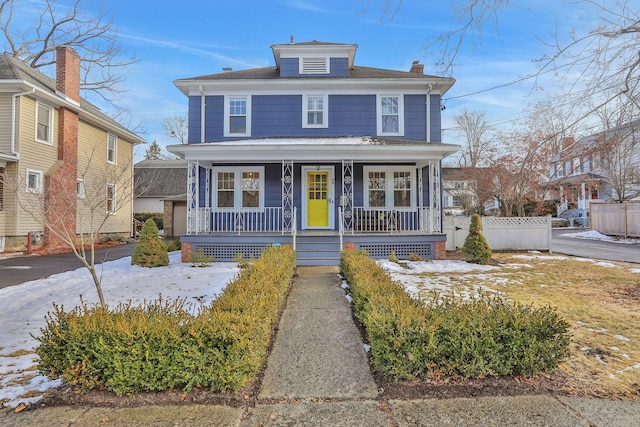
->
1 146 150 307
594 105 640 202
455 109 494 167
0 0 138 112
163 115 188 144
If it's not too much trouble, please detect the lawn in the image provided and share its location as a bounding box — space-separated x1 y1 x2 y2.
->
382 253 640 399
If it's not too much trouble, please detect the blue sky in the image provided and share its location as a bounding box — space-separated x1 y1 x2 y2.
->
17 0 599 159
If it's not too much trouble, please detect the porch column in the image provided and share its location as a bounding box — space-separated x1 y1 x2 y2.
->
282 160 294 232
342 160 354 231
429 160 442 233
187 160 199 235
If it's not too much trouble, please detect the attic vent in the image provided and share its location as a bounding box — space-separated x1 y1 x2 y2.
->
301 57 328 74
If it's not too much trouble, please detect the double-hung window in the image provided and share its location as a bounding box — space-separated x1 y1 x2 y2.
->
107 134 117 164
106 184 116 214
225 95 251 136
303 95 328 128
214 167 264 209
36 102 53 144
364 167 414 209
26 168 43 193
377 95 404 136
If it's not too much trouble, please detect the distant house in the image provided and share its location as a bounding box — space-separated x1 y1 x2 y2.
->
134 159 187 237
0 47 143 253
442 167 477 215
168 40 459 265
547 120 640 226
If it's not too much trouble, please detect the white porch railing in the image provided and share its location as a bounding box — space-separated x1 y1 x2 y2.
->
347 207 438 233
202 207 285 234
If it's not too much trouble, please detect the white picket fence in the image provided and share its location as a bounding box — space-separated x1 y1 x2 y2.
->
443 216 552 251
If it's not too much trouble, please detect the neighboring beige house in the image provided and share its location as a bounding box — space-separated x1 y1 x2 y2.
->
0 47 144 253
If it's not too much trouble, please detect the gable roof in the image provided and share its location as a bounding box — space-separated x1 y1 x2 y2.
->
134 160 187 198
0 54 144 144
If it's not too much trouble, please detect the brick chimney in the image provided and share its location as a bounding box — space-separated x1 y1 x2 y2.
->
44 46 80 251
410 60 424 75
56 46 81 102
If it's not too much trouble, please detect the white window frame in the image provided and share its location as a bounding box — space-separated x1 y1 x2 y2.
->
26 168 43 193
212 166 265 210
106 183 116 214
376 94 404 136
299 57 329 74
302 94 328 128
77 178 85 199
107 134 117 164
224 95 251 137
35 102 53 145
363 166 415 210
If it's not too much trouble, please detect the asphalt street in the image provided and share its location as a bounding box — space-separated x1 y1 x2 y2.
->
0 243 136 289
551 228 640 264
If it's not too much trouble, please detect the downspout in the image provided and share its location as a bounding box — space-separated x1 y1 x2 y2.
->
11 85 36 156
199 85 205 143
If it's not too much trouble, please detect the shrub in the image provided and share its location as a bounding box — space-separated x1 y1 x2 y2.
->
341 250 570 380
190 247 213 267
132 219 169 267
165 238 181 252
134 212 164 230
35 245 296 396
388 250 399 263
232 252 254 269
461 214 492 264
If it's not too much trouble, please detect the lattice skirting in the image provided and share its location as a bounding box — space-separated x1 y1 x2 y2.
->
194 244 268 260
358 243 434 259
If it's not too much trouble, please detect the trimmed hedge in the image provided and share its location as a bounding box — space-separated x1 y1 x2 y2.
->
35 245 296 396
341 250 570 380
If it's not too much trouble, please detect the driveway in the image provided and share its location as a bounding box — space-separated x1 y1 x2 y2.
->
0 244 136 289
551 228 640 264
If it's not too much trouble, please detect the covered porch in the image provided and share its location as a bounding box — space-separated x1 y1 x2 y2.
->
169 137 459 264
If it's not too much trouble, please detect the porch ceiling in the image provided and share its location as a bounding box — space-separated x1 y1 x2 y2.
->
168 137 460 165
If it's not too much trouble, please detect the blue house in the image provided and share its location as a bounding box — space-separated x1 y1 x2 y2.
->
169 40 458 265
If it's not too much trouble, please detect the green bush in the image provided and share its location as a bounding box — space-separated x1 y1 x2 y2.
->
461 214 492 264
341 250 570 380
36 245 296 396
134 212 164 230
165 238 181 252
132 219 169 267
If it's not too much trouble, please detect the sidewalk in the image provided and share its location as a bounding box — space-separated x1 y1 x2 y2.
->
3 266 640 426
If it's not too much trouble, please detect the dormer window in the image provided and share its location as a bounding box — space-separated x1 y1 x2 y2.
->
300 57 329 74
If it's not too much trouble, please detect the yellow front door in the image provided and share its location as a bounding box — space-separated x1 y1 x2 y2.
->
307 171 329 227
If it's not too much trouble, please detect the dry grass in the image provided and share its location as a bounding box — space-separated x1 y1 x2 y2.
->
394 253 640 399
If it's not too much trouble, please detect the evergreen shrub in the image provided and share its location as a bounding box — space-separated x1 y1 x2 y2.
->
341 250 570 380
132 219 169 267
35 245 296 396
461 214 492 264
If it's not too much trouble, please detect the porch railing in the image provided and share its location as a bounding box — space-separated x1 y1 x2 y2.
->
201 207 285 234
347 207 439 233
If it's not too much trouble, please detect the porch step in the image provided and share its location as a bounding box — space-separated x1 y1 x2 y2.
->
295 236 341 266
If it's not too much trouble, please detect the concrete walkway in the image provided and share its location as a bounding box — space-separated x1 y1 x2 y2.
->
3 266 640 426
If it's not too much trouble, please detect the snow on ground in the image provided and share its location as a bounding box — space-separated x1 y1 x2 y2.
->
560 229 639 244
0 252 238 409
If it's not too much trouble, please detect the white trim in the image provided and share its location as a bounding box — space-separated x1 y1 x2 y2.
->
302 94 328 128
376 94 404 136
362 166 415 209
212 166 265 210
301 165 335 230
35 101 53 145
223 95 252 137
107 133 117 165
26 168 43 193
